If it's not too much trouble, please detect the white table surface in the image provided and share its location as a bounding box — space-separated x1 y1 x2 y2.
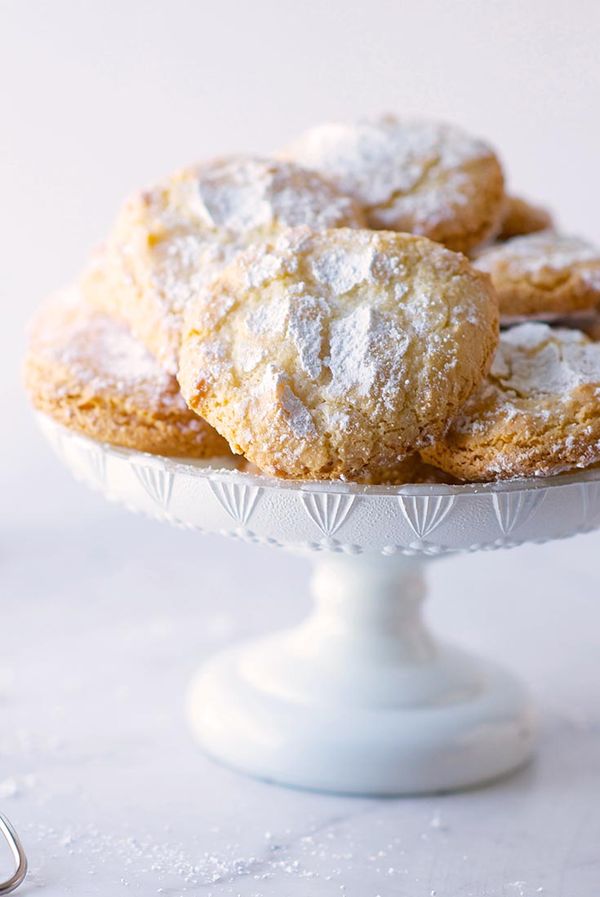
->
1 410 599 897
3 2 600 894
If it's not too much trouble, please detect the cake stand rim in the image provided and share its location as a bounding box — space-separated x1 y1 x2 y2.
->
38 413 600 499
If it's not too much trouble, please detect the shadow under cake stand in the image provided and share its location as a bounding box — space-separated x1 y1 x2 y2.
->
39 414 600 796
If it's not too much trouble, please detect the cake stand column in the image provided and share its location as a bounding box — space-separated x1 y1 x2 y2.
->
187 552 536 795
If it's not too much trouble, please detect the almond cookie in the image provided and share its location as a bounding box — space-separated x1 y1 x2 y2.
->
576 312 600 341
498 195 553 240
354 457 459 485
349 456 459 485
240 455 458 485
279 116 505 253
239 455 420 484
84 156 365 373
178 228 498 481
24 290 232 459
473 231 600 318
422 322 600 481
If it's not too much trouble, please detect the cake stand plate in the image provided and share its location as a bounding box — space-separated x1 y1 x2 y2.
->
38 415 600 795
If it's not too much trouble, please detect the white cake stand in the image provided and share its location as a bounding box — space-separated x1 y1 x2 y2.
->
38 414 600 796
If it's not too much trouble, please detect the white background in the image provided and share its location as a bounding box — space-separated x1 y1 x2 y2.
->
2 2 600 895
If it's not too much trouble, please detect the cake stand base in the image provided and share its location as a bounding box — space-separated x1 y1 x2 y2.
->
187 555 535 795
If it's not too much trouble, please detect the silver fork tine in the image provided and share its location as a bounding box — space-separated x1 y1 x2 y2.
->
0 814 27 894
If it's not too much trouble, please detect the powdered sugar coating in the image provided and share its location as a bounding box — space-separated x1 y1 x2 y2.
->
83 156 364 373
475 232 600 279
24 290 231 458
280 116 505 252
423 322 600 480
491 323 600 398
192 156 359 232
29 290 183 405
473 231 600 317
179 228 498 481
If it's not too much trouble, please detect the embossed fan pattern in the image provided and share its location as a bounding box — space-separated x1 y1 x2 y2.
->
300 493 356 537
209 481 261 525
37 420 600 557
133 464 174 510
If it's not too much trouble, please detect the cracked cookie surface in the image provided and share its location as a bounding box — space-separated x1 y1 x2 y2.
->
280 116 505 253
178 227 498 480
473 231 600 318
24 290 232 458
83 156 364 373
422 322 600 480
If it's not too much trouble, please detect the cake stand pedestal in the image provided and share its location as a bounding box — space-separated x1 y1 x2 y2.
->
189 553 532 794
39 415 600 795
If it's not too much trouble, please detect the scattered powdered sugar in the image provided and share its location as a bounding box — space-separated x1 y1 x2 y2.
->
281 385 317 438
32 292 199 418
500 322 558 352
408 285 446 336
382 171 473 231
491 323 600 397
234 232 488 425
244 247 289 288
155 233 232 315
310 244 376 294
91 325 166 386
237 299 290 374
429 809 448 831
267 167 357 230
236 341 265 374
580 266 600 290
371 252 407 281
192 336 230 386
0 773 36 799
282 116 493 223
242 229 319 290
181 229 492 471
246 297 289 338
191 156 357 233
242 234 312 289
326 306 378 397
60 316 176 400
475 231 600 277
193 159 275 232
110 156 360 368
287 294 329 378
258 365 317 439
27 816 473 895
309 241 415 294
326 306 409 400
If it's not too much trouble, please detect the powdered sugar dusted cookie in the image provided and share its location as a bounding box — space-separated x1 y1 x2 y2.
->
280 116 505 253
178 228 498 481
473 231 600 318
422 322 600 481
350 457 460 485
239 454 458 485
498 195 553 240
84 156 364 374
24 290 232 458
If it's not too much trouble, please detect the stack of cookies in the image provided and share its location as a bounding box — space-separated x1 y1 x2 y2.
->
24 117 600 484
